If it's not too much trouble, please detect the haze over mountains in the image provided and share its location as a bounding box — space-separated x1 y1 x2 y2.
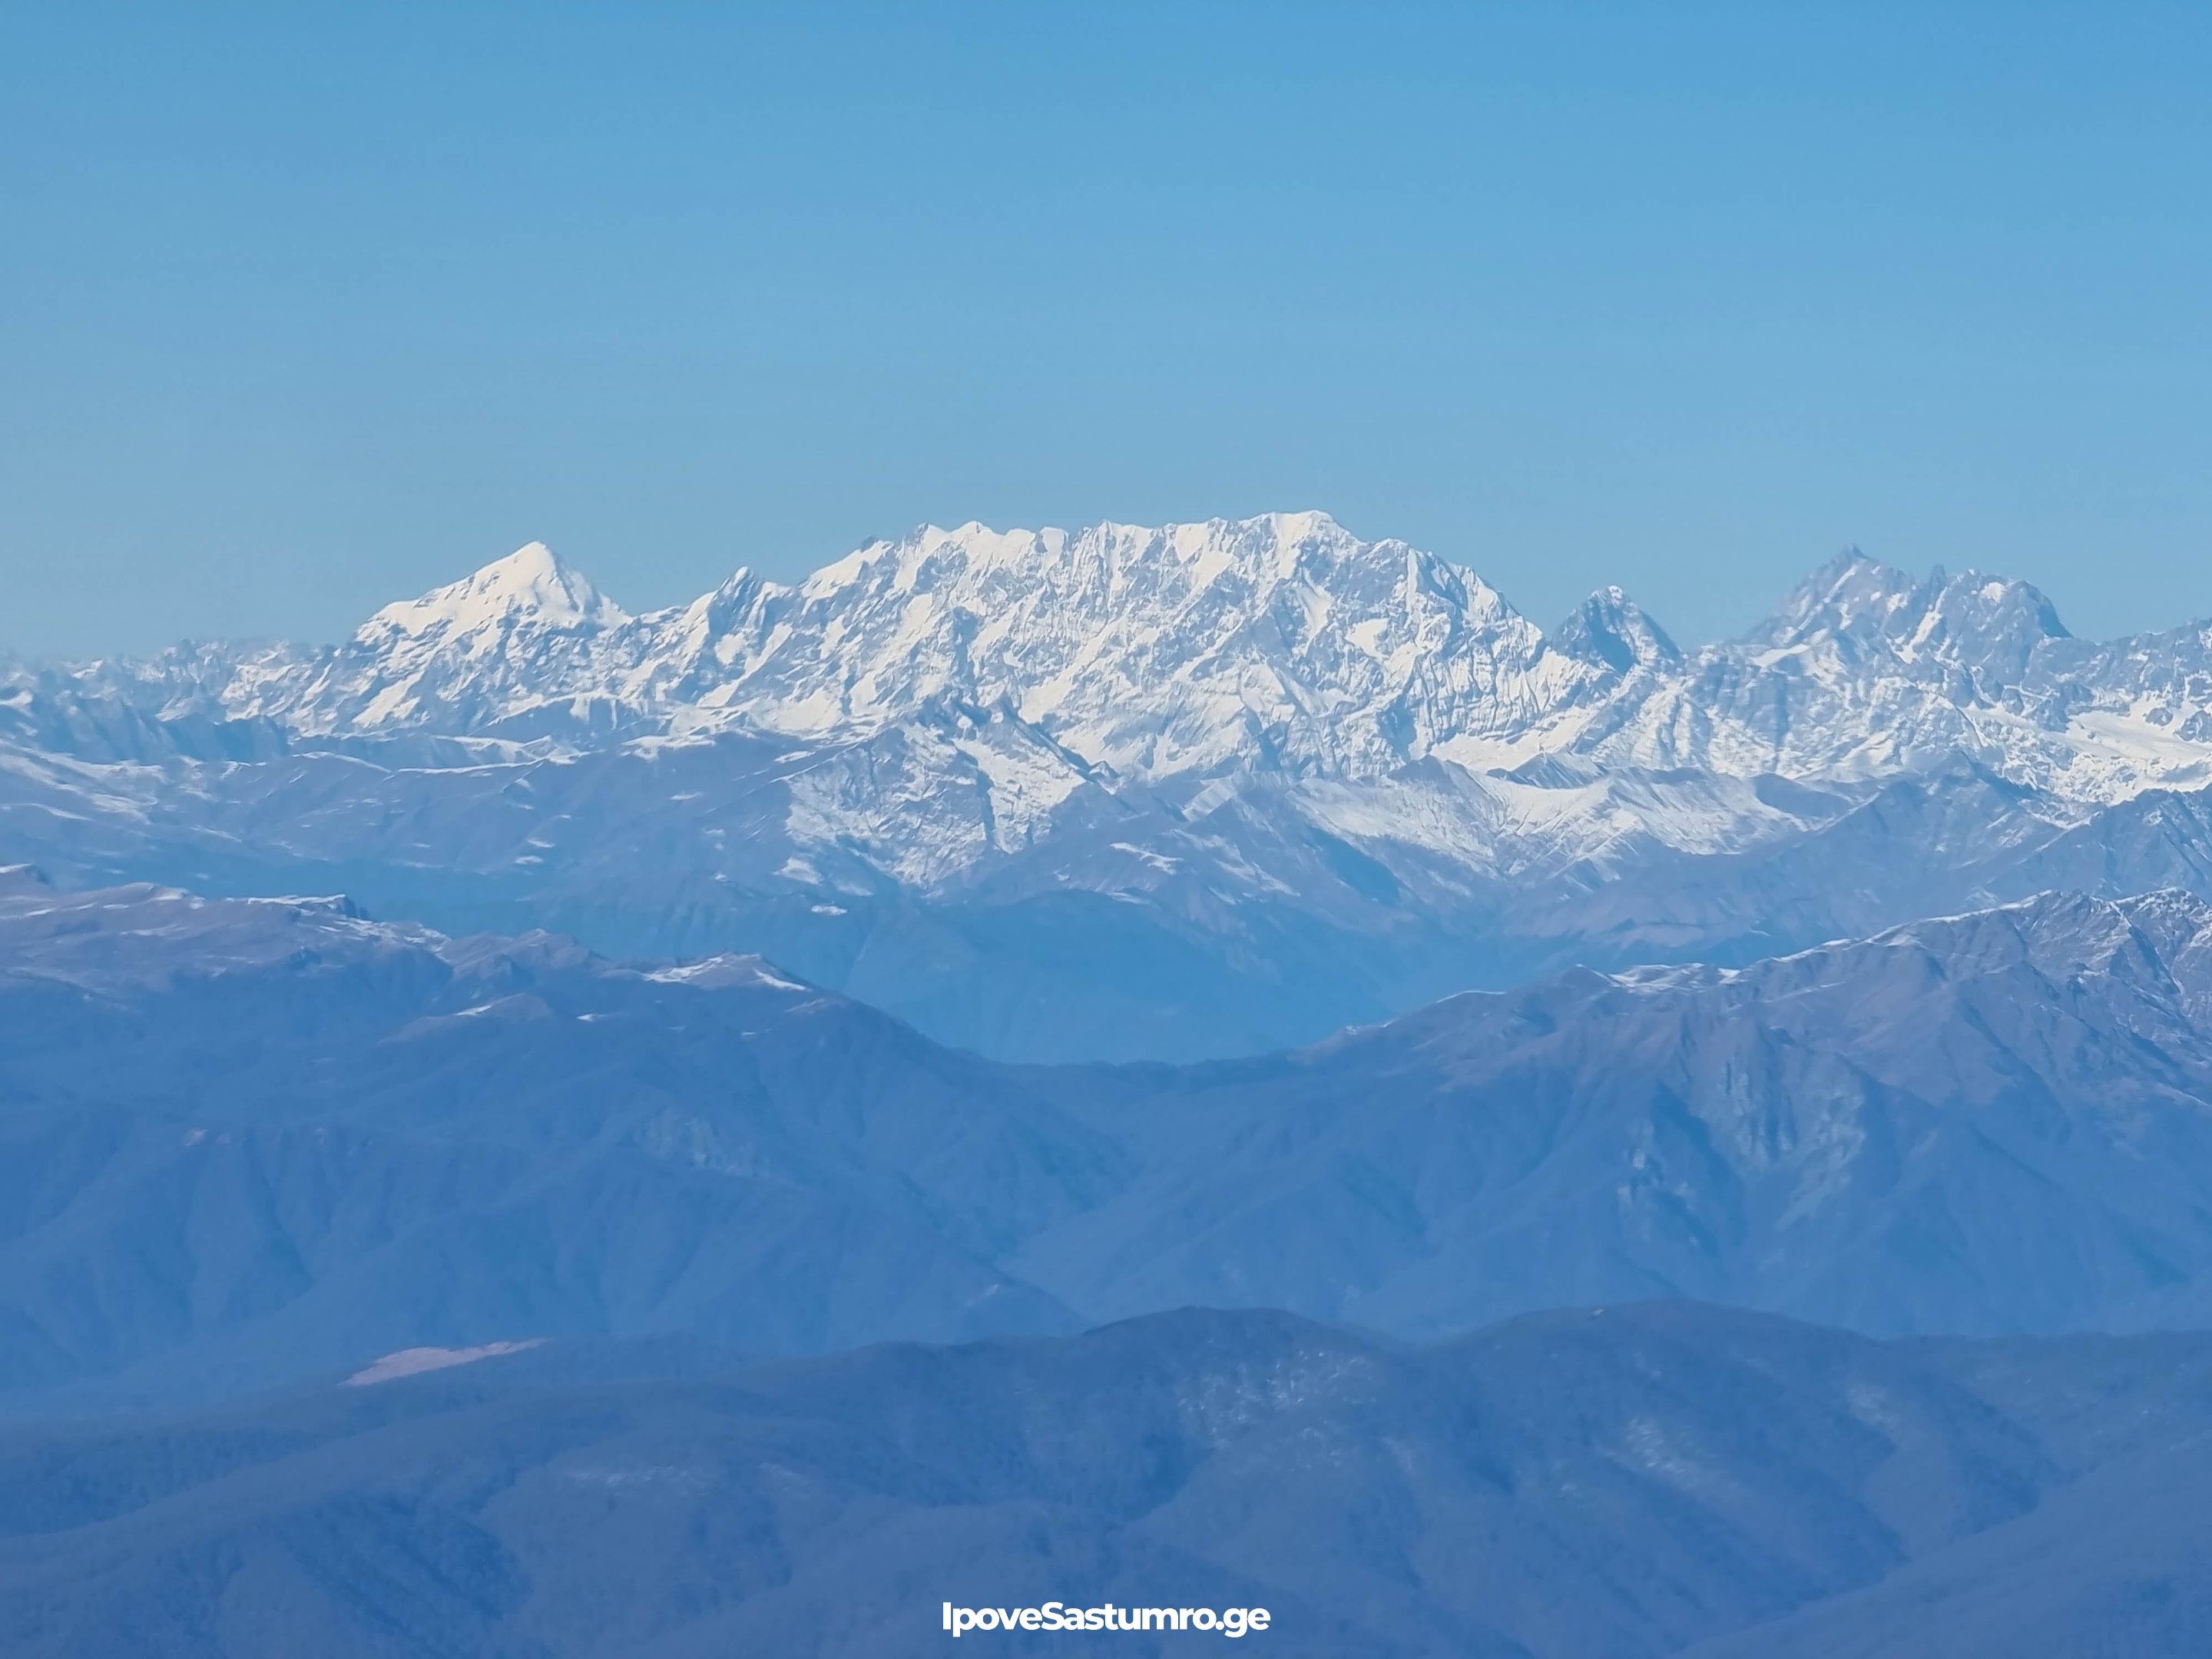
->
9 863 2212 1651
11 514 2212 1061
14 866 2212 1416
13 515 2212 1651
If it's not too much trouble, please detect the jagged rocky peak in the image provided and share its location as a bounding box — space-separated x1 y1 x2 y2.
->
1746 548 1924 651
1551 585 1681 675
1748 547 2070 662
358 541 629 644
1905 566 2074 675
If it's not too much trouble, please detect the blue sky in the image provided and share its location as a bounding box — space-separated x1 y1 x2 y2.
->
3 2 2207 655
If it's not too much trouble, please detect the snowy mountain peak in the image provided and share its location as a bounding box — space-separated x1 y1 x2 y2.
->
1913 567 2071 651
628 512 1575 780
1750 549 2069 661
359 542 628 644
1553 586 1681 675
1750 548 1925 649
213 541 637 736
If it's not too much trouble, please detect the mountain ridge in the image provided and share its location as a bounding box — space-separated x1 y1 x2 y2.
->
19 512 2212 800
13 513 2212 1062
15 874 2212 1411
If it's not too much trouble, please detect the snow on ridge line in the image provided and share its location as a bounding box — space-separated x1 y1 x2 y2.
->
645 957 810 991
343 1339 544 1387
358 541 631 641
30 513 2212 806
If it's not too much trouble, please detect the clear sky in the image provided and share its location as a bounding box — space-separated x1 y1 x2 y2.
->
3 2 2207 657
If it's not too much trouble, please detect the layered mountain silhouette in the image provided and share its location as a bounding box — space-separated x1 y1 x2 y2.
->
13 517 2212 1651
13 867 2212 1412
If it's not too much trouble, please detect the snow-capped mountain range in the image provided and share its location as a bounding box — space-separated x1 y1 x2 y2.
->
31 511 2212 795
9 511 2212 1060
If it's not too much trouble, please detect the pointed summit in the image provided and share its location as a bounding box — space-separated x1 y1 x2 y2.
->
1745 547 1923 650
1744 547 2071 670
358 542 628 644
1552 586 1681 675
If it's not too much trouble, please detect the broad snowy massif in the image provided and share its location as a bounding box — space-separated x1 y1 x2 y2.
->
9 515 2212 1654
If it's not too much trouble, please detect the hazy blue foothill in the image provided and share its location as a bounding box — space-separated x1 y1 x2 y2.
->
2 1306 2210 1657
12 866 2212 1406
